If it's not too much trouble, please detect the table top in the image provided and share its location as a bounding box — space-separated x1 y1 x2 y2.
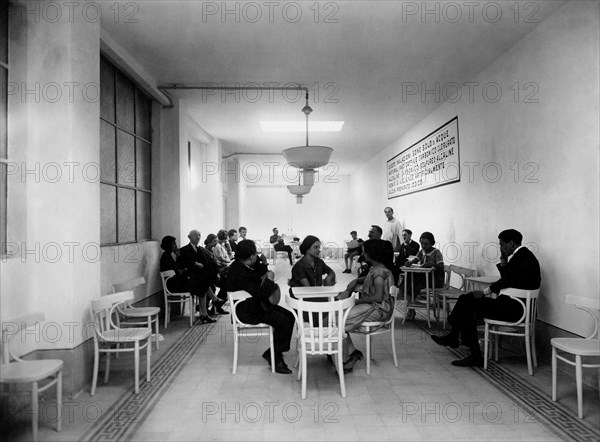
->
400 265 434 273
465 275 498 284
290 284 346 298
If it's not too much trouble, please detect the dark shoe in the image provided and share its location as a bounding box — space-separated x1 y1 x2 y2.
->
207 306 216 316
274 359 292 374
262 349 272 366
343 269 351 274
216 306 229 315
200 315 217 324
343 350 364 371
431 334 459 349
451 354 483 367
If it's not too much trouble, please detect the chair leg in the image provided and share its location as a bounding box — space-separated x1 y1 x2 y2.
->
164 302 169 329
391 325 398 368
366 333 372 375
576 355 583 418
189 297 194 327
301 351 307 399
337 350 346 399
232 333 239 375
31 380 38 442
134 341 140 394
551 347 557 401
483 324 489 370
269 328 275 374
153 316 160 350
525 326 533 375
531 329 538 367
147 338 152 382
494 332 499 362
104 350 111 384
56 371 62 432
91 345 99 396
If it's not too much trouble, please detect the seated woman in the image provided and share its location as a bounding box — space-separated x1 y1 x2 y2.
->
204 234 229 312
225 239 295 374
289 235 336 289
159 235 216 324
214 230 233 271
338 239 395 371
403 231 445 320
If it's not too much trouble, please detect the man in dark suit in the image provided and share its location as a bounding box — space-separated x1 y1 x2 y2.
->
393 228 420 285
431 229 541 367
180 229 221 323
226 240 295 374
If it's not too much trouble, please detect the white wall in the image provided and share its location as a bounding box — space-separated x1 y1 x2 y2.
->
352 1 599 337
1 5 101 348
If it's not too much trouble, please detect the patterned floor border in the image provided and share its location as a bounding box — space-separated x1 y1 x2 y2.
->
79 314 600 442
80 322 217 442
424 319 600 442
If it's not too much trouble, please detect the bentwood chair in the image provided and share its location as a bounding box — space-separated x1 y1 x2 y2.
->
112 277 161 349
437 265 476 329
552 295 600 419
89 291 152 395
286 294 355 399
483 288 540 375
160 270 195 328
357 286 399 374
228 291 275 374
1 313 63 442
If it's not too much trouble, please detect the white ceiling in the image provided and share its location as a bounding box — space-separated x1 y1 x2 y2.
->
101 0 567 172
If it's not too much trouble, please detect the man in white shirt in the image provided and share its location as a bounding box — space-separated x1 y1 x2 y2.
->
382 207 403 251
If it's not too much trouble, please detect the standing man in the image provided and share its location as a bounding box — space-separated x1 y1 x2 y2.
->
382 207 403 252
431 229 541 367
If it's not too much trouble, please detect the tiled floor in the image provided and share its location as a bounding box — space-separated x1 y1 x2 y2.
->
4 260 600 441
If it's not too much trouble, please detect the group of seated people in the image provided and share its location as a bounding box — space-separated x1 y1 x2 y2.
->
162 221 541 373
160 226 261 324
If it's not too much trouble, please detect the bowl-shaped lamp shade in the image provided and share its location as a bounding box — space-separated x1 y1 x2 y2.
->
287 185 312 197
282 146 333 169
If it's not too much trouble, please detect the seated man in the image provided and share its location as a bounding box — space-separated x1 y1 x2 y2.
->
228 229 238 255
343 230 364 274
225 239 295 374
431 229 541 367
393 229 420 284
269 227 293 265
239 226 268 266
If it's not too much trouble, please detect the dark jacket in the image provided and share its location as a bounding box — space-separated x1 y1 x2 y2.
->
226 259 275 313
490 246 541 295
179 243 219 288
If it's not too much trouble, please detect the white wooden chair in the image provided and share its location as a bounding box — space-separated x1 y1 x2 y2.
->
437 265 476 329
160 270 195 328
551 295 600 419
265 242 287 265
1 313 63 442
112 277 161 349
483 288 540 375
285 294 355 399
89 291 152 395
354 286 399 374
228 290 275 374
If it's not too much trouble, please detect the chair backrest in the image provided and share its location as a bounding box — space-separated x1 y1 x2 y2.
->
113 276 145 293
90 291 134 335
442 265 452 289
286 294 355 355
565 294 600 340
228 290 266 330
2 312 45 364
160 270 178 296
448 265 476 291
498 288 540 325
112 277 145 310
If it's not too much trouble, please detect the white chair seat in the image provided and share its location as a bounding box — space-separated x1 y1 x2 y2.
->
299 327 341 343
99 328 152 343
2 313 63 441
90 291 153 395
551 337 600 356
1 360 63 383
483 288 540 375
120 306 161 317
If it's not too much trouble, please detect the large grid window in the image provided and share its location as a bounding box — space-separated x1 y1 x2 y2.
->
100 55 152 245
0 2 8 254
